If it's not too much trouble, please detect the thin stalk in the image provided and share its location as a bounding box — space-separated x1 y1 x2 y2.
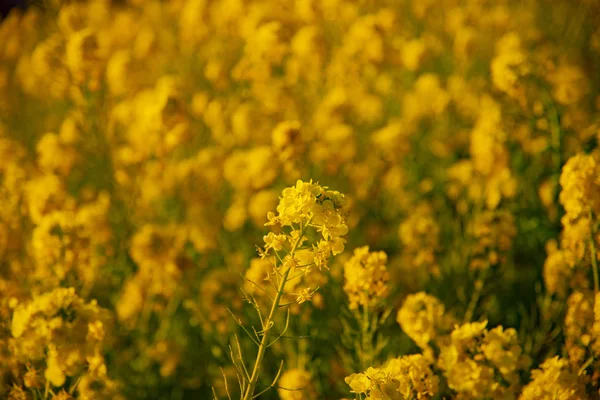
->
464 266 488 323
241 266 290 400
360 305 373 370
577 355 595 376
547 94 562 205
589 211 599 293
241 222 309 400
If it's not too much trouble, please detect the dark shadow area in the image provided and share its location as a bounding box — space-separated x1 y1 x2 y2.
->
1 0 27 19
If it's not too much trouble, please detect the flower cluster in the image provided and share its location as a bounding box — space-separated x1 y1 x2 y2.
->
469 210 517 270
439 321 529 399
397 205 440 286
397 292 454 351
345 354 439 400
263 179 348 270
343 246 389 310
10 288 120 398
520 356 587 400
558 151 600 267
277 368 316 400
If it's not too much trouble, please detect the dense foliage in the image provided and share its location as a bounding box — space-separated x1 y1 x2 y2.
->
1 0 600 399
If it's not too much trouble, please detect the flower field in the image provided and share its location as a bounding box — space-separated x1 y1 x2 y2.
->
1 0 600 399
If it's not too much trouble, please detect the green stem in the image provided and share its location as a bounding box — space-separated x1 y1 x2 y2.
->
577 355 595 376
589 211 599 293
464 266 488 323
359 305 374 370
548 97 562 205
242 222 308 400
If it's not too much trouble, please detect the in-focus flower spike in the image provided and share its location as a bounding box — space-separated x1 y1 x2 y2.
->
262 179 348 270
237 179 348 400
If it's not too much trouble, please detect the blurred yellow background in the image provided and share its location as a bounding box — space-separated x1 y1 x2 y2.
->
1 0 600 399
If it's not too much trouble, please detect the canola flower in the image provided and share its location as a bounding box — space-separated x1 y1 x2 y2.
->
345 354 439 400
397 292 454 352
343 246 389 311
341 246 392 371
10 288 120 398
234 180 347 400
277 368 316 400
439 321 529 399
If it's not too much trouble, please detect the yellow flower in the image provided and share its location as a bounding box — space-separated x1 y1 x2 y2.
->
345 373 371 394
520 357 586 400
491 32 529 100
469 210 516 269
45 346 66 387
543 240 571 296
343 246 389 310
564 291 594 366
11 288 110 391
346 354 439 399
441 321 526 398
385 354 439 399
550 64 588 106
401 39 427 71
560 152 600 221
403 74 450 123
278 369 316 400
224 146 279 191
263 232 288 252
130 224 185 272
248 190 278 226
65 28 103 83
397 292 450 349
398 204 440 279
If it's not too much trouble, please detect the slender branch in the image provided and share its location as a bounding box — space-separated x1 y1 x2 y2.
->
267 308 291 347
228 343 247 387
278 301 298 308
241 275 274 301
227 309 260 346
234 334 252 381
252 360 285 399
288 270 311 282
239 290 265 328
219 367 233 400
